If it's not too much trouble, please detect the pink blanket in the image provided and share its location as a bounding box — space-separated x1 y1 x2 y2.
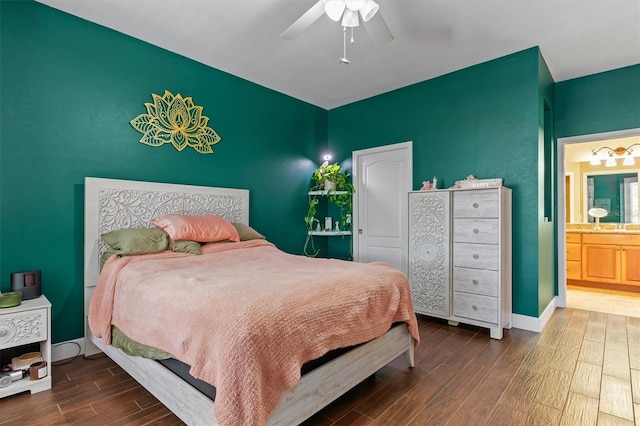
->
89 240 419 425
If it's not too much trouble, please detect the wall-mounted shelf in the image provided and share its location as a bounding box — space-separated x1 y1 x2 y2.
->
308 190 349 196
308 231 352 236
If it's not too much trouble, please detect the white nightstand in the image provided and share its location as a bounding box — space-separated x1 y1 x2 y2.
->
0 295 52 397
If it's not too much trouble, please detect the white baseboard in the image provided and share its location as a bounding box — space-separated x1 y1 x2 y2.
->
512 297 557 333
51 338 85 362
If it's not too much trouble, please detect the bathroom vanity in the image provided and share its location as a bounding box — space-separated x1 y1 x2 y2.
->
566 226 640 292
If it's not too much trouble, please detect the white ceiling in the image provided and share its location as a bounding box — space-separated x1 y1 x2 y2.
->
37 0 639 110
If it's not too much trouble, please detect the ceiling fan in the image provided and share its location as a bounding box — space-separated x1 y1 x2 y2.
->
281 0 393 63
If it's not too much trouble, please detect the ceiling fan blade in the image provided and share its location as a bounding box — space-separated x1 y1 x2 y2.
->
363 11 393 46
280 1 326 40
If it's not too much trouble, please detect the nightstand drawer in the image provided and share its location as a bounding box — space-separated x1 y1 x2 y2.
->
453 190 499 218
453 219 499 244
0 308 47 349
453 243 499 270
453 292 498 324
453 267 499 297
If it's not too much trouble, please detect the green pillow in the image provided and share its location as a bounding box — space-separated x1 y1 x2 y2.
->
101 228 169 255
169 239 201 255
111 326 173 360
232 222 266 241
99 248 119 270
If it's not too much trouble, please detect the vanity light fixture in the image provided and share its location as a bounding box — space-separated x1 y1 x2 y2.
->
605 154 617 167
590 143 640 167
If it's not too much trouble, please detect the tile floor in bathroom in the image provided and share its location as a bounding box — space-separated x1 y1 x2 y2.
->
567 285 640 318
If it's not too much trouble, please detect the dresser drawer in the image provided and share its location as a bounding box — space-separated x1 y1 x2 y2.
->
566 260 581 280
453 190 499 218
453 243 499 270
453 267 499 297
453 219 499 244
0 308 47 349
453 292 498 324
566 242 581 261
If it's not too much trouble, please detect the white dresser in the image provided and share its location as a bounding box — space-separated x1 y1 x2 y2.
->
409 187 512 339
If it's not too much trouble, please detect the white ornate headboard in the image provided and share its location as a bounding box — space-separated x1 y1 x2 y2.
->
84 177 249 354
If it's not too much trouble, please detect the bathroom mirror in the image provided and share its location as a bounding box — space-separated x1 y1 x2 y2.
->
584 171 639 223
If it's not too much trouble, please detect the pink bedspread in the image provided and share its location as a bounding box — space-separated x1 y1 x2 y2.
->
89 240 419 426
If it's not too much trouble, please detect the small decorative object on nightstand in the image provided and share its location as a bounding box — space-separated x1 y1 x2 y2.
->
0 295 51 398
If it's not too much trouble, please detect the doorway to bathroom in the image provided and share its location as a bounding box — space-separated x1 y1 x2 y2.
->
558 128 640 318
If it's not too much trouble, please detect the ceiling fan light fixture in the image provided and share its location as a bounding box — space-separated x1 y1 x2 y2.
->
342 8 360 27
345 0 365 10
323 0 346 21
359 0 379 22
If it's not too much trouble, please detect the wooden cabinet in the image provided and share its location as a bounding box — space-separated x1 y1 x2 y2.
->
582 244 620 283
566 233 581 280
408 190 451 318
621 245 640 285
580 233 640 288
408 187 512 339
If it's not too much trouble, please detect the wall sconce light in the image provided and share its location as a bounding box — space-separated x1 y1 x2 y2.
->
590 143 640 167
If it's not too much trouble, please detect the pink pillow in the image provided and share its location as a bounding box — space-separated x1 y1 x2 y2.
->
151 215 240 243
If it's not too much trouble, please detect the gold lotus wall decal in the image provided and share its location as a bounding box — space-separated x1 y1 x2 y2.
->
130 90 221 154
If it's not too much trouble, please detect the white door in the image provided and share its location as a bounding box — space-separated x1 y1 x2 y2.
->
353 141 413 274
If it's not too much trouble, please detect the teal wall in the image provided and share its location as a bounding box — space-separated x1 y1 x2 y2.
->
327 48 543 317
0 2 326 343
537 51 556 316
555 65 640 138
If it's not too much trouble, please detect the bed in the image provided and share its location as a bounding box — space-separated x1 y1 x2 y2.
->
84 177 418 426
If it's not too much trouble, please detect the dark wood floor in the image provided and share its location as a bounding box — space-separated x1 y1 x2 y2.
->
1 308 638 425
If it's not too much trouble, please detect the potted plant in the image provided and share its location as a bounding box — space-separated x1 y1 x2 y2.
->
311 161 342 191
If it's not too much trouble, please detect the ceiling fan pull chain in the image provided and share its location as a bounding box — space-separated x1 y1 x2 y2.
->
343 26 347 56
343 26 347 58
340 26 351 64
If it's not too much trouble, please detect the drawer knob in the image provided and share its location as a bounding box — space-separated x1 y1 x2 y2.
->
472 203 479 208
473 228 479 234
473 254 479 259
472 279 479 285
472 305 478 311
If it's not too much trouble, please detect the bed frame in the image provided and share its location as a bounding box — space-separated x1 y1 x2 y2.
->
84 177 415 425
